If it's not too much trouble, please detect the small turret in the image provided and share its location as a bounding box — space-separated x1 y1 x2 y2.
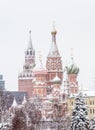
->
22 95 27 105
11 97 18 108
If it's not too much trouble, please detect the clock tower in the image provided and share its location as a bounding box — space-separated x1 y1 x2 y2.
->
18 30 35 97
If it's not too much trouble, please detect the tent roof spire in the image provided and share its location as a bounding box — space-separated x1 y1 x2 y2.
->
28 30 33 50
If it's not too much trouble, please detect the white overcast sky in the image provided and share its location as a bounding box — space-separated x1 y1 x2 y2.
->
0 0 95 91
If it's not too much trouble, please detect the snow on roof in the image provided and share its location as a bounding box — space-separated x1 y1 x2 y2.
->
82 90 95 97
33 51 47 74
35 81 46 85
11 97 18 108
47 94 53 98
43 100 52 103
70 90 95 98
53 87 60 92
46 118 53 121
47 111 53 114
48 41 60 57
18 71 33 79
51 74 61 83
33 60 48 75
22 95 27 105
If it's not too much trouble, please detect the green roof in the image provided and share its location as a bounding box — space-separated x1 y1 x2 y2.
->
67 64 79 74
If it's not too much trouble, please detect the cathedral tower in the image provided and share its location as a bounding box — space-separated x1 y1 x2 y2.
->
18 30 35 97
32 52 48 97
46 25 63 85
67 49 79 94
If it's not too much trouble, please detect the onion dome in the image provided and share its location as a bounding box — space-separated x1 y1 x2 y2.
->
51 21 57 35
33 52 48 75
48 23 60 57
67 49 79 75
51 73 61 83
67 63 79 75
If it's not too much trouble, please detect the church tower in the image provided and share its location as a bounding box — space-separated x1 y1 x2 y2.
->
67 49 79 94
32 52 48 97
46 25 63 85
18 30 35 97
25 30 35 68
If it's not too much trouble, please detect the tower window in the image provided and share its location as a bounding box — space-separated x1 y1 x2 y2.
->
30 51 32 55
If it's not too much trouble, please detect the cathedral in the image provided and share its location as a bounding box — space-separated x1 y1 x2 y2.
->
18 25 79 118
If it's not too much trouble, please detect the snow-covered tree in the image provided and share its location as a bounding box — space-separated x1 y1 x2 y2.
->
0 92 13 130
90 116 95 130
11 107 27 130
71 92 90 130
10 99 42 130
24 100 42 129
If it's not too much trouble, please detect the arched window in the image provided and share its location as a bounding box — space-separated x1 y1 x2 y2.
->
90 109 92 114
71 102 73 106
90 101 92 105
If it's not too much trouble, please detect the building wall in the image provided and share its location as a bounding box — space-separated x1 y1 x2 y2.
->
0 75 5 90
18 79 33 97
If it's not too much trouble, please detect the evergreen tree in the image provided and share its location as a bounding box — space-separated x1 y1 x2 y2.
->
71 93 90 130
90 116 95 130
11 107 27 130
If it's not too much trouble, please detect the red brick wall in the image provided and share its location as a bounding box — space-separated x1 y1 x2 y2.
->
18 79 33 97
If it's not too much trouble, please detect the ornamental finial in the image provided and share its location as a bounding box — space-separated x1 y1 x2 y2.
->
71 48 73 59
51 21 57 35
51 21 57 43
